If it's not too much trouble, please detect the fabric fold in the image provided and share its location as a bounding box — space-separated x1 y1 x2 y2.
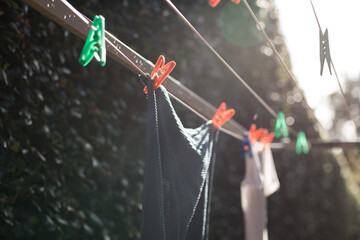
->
241 134 280 240
141 75 218 240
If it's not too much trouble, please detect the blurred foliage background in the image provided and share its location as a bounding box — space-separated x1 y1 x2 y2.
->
0 0 359 239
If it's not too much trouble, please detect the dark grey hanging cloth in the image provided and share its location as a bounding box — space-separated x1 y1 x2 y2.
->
141 75 218 240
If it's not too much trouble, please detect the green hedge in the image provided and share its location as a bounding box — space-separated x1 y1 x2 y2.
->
0 0 359 239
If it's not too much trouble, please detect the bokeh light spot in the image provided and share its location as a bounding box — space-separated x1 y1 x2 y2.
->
219 2 264 47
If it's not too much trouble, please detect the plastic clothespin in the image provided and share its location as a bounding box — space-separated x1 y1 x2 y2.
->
79 15 106 67
296 131 309 155
212 102 235 130
241 133 252 158
274 112 289 138
259 130 275 149
143 55 176 94
208 0 240 8
248 124 263 144
320 28 332 76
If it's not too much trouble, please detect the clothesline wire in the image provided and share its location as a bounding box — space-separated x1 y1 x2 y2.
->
83 1 360 147
242 0 329 138
105 1 358 145
164 0 276 119
105 38 146 76
330 61 353 125
23 0 360 149
309 0 323 33
76 1 247 141
111 35 245 141
169 92 245 140
309 0 358 136
164 0 300 136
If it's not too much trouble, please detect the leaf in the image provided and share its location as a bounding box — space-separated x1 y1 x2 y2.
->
56 216 68 226
10 142 20 152
1 70 8 85
11 1 20 9
28 216 39 225
3 63 10 70
83 223 94 235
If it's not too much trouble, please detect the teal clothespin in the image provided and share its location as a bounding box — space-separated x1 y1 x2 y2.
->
320 28 332 76
296 131 309 155
79 15 106 67
274 112 289 138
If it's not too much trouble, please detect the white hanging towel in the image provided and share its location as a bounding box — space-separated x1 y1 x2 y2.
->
241 141 280 240
259 144 280 197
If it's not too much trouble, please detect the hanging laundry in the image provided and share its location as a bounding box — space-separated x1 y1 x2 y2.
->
241 133 279 240
258 142 280 197
141 74 219 240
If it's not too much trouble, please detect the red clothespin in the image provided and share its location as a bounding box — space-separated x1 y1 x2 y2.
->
208 0 221 7
259 130 275 149
143 55 176 94
212 102 235 130
248 124 264 144
208 0 240 8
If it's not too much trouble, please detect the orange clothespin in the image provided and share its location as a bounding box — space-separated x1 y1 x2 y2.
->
259 130 275 149
143 55 176 94
248 124 264 144
212 102 235 130
208 0 240 8
208 0 221 7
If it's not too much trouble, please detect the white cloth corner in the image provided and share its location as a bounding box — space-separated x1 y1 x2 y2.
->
241 142 280 240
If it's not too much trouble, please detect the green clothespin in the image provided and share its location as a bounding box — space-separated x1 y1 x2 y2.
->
296 131 309 155
274 112 289 138
320 28 332 76
79 15 106 67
